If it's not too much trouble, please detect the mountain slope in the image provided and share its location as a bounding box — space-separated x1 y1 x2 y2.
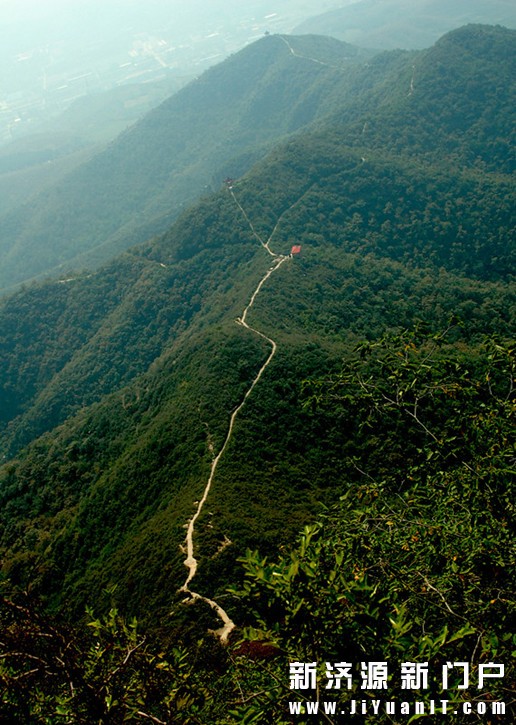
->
1 135 513 458
0 33 371 292
313 23 515 175
295 0 516 49
0 75 191 219
2 22 512 294
0 25 514 629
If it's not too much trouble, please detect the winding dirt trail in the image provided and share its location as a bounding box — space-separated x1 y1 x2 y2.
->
278 35 344 70
229 190 277 257
408 64 416 96
179 188 291 642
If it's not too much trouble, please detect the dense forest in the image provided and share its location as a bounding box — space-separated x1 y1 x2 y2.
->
0 74 191 222
0 33 373 292
0 24 514 723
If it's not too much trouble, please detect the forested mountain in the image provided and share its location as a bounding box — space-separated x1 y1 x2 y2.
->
322 23 515 175
0 34 371 292
0 75 191 220
295 0 516 49
0 25 514 723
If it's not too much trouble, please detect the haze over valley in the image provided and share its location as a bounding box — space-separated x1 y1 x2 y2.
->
0 0 343 145
0 2 514 722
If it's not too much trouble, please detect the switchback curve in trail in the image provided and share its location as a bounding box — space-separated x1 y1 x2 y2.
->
179 186 292 642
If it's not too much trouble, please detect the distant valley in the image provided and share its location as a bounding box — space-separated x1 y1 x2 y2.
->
0 33 373 292
0 22 514 723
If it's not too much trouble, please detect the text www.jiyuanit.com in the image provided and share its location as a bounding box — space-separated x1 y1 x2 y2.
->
288 699 507 717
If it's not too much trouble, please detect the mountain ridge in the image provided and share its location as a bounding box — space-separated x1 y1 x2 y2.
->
295 0 516 49
0 33 372 292
0 24 513 644
1 24 512 292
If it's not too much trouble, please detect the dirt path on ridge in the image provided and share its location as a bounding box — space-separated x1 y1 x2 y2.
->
179 188 292 642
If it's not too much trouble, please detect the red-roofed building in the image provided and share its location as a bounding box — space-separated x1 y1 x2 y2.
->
291 245 302 255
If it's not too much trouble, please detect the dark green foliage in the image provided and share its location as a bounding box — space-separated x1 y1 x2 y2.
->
0 27 514 620
0 24 514 723
232 331 515 722
1 331 513 723
0 592 215 723
236 140 514 279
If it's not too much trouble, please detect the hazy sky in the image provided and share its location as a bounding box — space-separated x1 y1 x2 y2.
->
0 0 337 30
0 0 340 76
0 0 341 141
0 0 339 59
